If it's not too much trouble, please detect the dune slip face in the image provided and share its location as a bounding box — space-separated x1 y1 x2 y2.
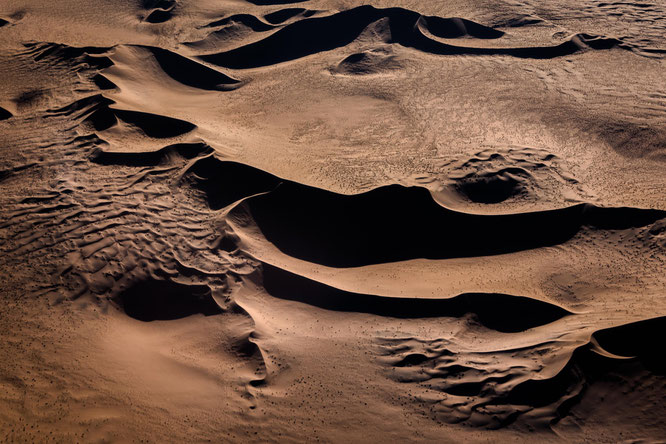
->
1 0 665 442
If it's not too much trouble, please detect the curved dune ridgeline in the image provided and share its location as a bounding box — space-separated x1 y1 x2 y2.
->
1 0 665 442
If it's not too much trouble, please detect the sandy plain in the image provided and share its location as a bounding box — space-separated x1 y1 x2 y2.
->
0 0 665 442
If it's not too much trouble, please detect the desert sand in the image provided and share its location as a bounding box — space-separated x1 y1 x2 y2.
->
0 0 665 442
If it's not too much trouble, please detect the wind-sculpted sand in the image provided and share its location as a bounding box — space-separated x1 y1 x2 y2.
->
0 0 665 442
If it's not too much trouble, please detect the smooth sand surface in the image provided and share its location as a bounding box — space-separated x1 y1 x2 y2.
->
1 0 665 442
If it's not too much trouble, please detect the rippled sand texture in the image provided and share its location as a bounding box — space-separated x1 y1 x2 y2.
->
1 0 665 442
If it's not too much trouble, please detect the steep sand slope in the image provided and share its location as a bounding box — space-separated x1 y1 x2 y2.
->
1 0 665 442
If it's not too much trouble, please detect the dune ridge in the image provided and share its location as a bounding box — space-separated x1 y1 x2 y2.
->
259 263 571 332
1 0 665 441
379 316 666 428
22 42 114 69
138 46 242 90
46 93 197 138
264 8 318 24
225 177 665 267
142 0 177 23
200 5 627 69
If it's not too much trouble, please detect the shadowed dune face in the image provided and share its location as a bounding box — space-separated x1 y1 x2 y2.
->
592 317 666 374
145 9 172 23
47 93 197 138
453 167 528 203
117 280 222 321
140 0 177 23
199 6 387 68
1 0 666 442
141 46 241 90
183 156 282 209
93 142 212 167
434 147 594 210
231 180 665 267
420 16 504 40
21 42 114 72
109 109 197 138
214 14 273 29
199 5 626 69
261 264 571 332
264 8 316 24
379 317 666 428
0 107 12 120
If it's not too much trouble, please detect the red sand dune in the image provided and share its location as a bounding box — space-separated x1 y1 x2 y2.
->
1 0 665 442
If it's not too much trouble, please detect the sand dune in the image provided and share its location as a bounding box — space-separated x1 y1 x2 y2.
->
379 316 666 429
1 0 665 442
0 106 11 120
117 280 222 321
330 47 403 75
260 263 572 332
592 316 666 373
264 7 318 24
139 46 242 90
47 93 197 139
201 6 627 69
227 175 664 267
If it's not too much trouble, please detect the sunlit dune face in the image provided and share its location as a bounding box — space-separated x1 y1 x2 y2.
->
0 0 665 442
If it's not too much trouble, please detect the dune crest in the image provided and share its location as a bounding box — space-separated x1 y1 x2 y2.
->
1 0 665 442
